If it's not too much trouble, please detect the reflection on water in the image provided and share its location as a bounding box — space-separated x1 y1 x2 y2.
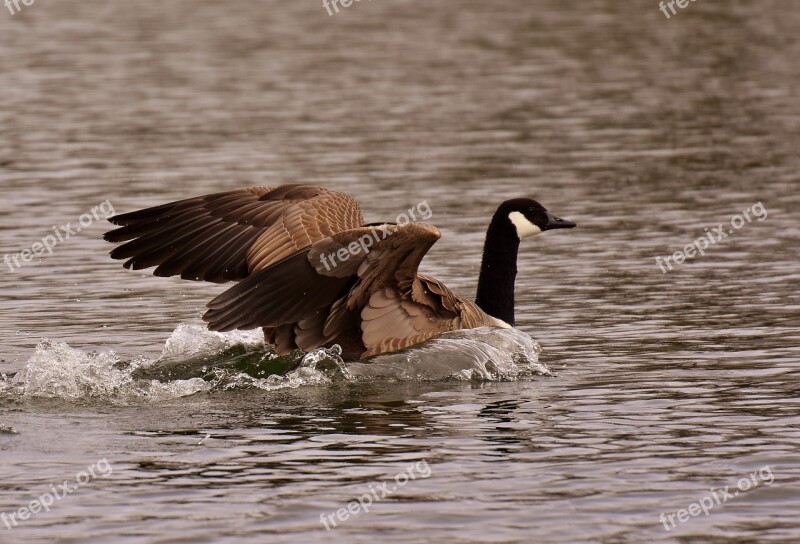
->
1 0 799 542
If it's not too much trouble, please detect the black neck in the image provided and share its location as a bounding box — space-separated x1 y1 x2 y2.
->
475 214 520 325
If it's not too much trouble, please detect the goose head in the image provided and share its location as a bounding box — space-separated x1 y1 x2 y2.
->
498 198 576 239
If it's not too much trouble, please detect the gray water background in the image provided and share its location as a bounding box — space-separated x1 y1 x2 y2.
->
1 0 799 542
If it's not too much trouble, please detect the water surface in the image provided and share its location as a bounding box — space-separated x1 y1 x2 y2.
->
1 0 799 542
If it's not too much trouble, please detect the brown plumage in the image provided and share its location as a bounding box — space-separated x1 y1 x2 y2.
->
105 185 363 282
105 184 507 359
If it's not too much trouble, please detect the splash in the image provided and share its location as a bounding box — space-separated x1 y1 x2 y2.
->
349 327 547 381
0 323 547 404
1 337 209 404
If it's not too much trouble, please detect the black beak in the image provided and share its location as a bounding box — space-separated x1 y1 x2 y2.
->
544 211 576 230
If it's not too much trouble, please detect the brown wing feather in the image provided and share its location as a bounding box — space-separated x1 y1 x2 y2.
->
359 276 501 358
104 185 363 283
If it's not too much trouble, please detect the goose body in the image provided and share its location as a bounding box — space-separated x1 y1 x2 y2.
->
105 185 575 360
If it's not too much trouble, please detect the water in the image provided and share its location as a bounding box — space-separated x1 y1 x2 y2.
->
1 0 799 542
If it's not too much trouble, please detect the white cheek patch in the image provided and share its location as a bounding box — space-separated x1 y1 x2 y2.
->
508 211 542 239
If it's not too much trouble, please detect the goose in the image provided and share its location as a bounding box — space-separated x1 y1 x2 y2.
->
104 184 575 360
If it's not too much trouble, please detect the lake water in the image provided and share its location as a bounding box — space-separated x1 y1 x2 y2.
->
1 0 799 542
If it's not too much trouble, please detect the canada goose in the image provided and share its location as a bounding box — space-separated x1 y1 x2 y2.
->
104 185 575 360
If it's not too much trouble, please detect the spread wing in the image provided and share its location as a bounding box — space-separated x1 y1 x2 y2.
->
104 185 363 283
203 223 501 359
